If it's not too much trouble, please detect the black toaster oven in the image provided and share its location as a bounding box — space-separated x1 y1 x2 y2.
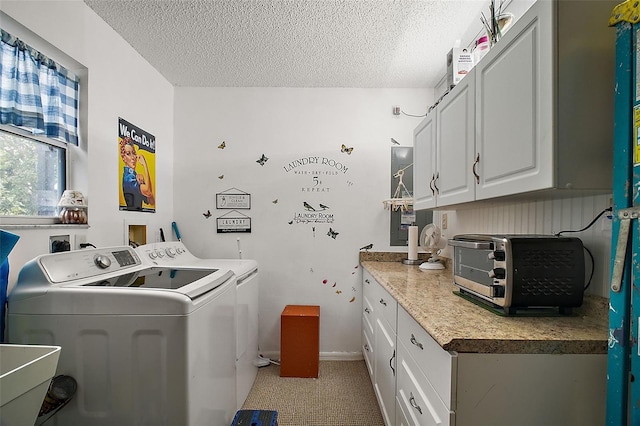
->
449 234 585 315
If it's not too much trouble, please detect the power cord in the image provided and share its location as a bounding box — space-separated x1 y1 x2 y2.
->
401 85 457 118
553 207 612 237
553 206 612 291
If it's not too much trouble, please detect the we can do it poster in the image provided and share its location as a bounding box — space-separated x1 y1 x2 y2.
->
118 117 156 213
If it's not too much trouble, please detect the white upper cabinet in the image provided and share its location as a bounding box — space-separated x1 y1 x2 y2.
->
414 69 475 209
475 1 553 199
436 70 476 206
414 0 614 210
413 109 437 210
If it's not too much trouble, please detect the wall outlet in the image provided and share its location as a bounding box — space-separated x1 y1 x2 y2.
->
392 106 401 116
75 234 87 250
442 213 448 230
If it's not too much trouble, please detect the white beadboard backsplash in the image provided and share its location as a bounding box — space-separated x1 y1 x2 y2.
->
435 193 612 298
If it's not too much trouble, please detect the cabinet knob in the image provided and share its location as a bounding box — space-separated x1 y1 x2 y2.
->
409 392 423 415
379 298 387 306
365 279 370 284
410 334 424 350
364 344 370 352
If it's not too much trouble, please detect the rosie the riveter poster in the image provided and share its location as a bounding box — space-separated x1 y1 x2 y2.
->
118 118 156 212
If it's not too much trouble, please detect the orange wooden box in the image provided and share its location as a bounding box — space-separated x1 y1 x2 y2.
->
280 305 320 378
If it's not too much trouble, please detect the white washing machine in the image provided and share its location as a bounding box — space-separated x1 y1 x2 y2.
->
7 246 237 426
136 241 259 409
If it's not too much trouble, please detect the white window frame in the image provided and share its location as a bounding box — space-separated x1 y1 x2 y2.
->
0 12 88 227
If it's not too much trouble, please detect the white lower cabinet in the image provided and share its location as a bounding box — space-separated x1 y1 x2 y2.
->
363 270 607 426
363 270 397 425
396 305 607 426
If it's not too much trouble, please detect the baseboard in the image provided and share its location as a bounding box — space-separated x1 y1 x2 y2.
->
320 351 363 361
259 351 364 362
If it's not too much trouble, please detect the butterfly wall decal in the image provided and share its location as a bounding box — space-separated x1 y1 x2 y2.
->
272 199 278 204
327 227 339 239
256 154 268 166
218 175 224 179
218 141 226 149
341 144 353 155
202 210 212 218
391 138 400 145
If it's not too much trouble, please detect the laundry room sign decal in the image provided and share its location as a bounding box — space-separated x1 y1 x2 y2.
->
281 146 354 237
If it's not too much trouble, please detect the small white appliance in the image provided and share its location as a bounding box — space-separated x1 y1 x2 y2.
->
135 241 259 409
7 246 237 426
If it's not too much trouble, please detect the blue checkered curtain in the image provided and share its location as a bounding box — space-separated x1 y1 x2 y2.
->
0 29 79 145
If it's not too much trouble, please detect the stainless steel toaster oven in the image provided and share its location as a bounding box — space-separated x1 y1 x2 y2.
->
449 234 585 315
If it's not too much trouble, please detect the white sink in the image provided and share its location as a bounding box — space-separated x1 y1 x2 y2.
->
0 344 61 426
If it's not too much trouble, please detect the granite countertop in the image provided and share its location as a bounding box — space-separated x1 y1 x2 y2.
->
361 259 609 355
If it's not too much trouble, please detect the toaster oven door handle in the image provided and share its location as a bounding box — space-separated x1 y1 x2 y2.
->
448 239 493 250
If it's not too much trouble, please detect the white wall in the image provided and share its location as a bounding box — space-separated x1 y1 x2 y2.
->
174 87 431 357
1 1 175 290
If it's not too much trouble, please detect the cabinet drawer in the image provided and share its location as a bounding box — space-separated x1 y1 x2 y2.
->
362 328 374 378
363 269 397 331
397 342 453 426
372 279 397 331
363 270 375 297
398 305 456 409
362 293 374 337
396 397 411 426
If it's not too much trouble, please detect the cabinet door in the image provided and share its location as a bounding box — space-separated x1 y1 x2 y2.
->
436 69 476 206
475 0 553 200
374 318 396 426
413 112 437 210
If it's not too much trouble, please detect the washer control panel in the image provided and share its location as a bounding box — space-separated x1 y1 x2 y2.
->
136 242 193 265
39 246 142 283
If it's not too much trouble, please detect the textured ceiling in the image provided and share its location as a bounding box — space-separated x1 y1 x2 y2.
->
82 0 488 88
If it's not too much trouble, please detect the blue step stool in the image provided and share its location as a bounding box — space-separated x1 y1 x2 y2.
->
231 410 278 426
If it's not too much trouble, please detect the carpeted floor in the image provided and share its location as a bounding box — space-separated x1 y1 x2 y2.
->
241 361 385 426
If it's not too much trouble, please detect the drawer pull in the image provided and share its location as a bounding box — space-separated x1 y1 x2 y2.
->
390 349 396 376
410 334 424 350
473 153 480 184
379 298 387 306
364 307 371 314
433 172 440 195
409 392 423 415
364 344 370 352
365 279 370 284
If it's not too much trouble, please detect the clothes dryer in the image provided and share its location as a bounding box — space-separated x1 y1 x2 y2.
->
136 241 259 409
7 246 237 426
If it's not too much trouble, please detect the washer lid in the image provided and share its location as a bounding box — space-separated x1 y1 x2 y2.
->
78 267 233 299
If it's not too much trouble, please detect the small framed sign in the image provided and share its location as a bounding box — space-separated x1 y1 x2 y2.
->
217 210 251 233
216 188 251 209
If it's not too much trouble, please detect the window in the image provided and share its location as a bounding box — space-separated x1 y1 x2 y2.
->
0 23 81 223
0 126 66 217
